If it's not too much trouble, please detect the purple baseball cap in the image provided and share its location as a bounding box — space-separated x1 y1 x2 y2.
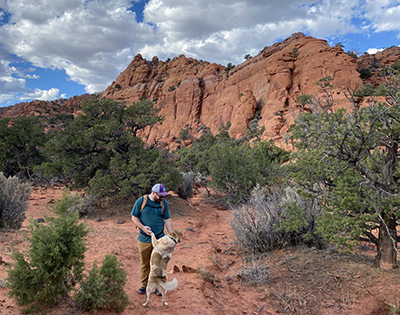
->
152 183 168 196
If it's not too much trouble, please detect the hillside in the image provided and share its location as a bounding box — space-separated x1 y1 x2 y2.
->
1 188 399 315
1 33 400 150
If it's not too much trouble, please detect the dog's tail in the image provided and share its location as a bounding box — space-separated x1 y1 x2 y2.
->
163 277 178 291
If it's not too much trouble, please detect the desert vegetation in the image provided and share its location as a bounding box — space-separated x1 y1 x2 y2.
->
6 190 129 313
1 71 400 313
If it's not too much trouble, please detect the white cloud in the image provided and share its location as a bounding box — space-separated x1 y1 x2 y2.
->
1 0 400 106
139 0 361 65
0 0 154 95
18 87 60 101
366 48 385 54
24 74 39 79
362 1 400 34
0 57 28 94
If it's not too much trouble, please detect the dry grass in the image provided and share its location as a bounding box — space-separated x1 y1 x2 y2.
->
238 258 272 285
197 266 219 285
388 301 400 315
261 246 400 314
0 278 8 288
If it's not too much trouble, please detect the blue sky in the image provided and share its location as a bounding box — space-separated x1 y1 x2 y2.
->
1 0 400 107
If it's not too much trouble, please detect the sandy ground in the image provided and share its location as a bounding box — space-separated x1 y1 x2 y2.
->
1 187 400 315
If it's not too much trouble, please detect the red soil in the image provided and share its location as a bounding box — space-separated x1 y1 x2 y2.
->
1 187 399 315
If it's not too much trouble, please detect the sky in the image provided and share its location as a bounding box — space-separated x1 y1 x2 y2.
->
1 0 400 107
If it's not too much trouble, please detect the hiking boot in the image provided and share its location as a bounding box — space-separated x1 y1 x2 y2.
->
137 287 146 295
155 289 162 296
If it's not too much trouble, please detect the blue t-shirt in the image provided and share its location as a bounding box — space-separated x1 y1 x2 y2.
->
131 195 170 243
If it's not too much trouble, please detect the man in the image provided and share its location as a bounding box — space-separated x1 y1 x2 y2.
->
131 183 173 295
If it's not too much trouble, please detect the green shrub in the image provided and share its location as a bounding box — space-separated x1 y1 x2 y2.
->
7 190 128 313
177 173 194 199
292 47 299 58
354 83 375 97
208 140 288 205
374 83 392 96
316 76 333 88
75 255 129 313
359 67 372 79
296 94 312 103
178 126 288 206
177 133 219 175
224 63 235 72
41 97 181 199
379 66 391 77
75 262 105 312
179 128 190 141
391 62 400 71
209 144 261 204
0 116 47 178
168 85 176 92
55 112 74 121
114 83 121 89
346 51 358 59
244 111 265 142
7 199 88 310
0 172 31 229
50 189 96 217
296 94 312 108
230 184 323 255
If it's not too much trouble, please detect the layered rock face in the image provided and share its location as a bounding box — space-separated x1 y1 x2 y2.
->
3 33 400 151
101 33 365 150
0 94 92 120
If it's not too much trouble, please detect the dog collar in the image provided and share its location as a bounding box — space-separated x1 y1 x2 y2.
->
169 236 177 244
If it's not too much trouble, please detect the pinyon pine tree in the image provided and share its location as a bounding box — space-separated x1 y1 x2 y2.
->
290 75 400 269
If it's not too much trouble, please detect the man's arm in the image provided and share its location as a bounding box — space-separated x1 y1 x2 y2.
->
131 215 152 235
164 218 173 233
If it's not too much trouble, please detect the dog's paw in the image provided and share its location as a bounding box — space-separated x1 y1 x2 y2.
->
143 302 149 307
163 301 168 306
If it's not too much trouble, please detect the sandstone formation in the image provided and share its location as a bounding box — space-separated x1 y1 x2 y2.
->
0 94 92 122
101 33 366 150
356 46 400 88
0 94 93 130
3 33 400 151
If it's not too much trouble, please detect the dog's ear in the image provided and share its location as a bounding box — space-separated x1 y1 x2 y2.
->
173 232 180 243
169 232 180 243
151 232 158 247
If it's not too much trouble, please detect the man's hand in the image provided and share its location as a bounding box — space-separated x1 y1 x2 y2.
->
143 226 152 235
131 216 152 235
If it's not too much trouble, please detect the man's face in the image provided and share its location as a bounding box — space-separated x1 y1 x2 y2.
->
154 192 164 203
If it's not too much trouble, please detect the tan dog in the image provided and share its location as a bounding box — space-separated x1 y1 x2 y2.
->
143 231 180 307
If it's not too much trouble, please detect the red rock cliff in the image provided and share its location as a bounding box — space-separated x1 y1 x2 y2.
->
101 33 366 150
3 33 400 151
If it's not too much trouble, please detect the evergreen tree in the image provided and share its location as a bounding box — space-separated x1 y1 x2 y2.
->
41 97 181 198
75 255 129 313
290 75 400 269
209 140 288 205
0 116 47 178
7 192 130 313
7 210 88 310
